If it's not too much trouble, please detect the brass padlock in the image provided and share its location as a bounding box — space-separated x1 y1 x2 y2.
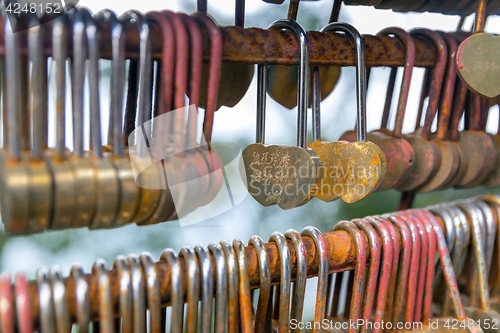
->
242 19 323 210
45 15 78 230
120 10 162 225
69 8 96 229
96 9 141 227
25 14 53 233
85 13 120 229
308 22 386 203
0 14 30 234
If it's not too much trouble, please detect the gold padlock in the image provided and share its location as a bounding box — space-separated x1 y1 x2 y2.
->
85 13 120 229
242 19 323 210
0 15 30 234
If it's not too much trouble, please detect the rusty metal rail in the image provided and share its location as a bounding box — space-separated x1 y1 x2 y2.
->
0 18 437 67
21 230 356 325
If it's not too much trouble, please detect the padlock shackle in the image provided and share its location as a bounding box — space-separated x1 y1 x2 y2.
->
95 9 126 158
474 0 488 33
256 64 267 144
70 8 88 159
28 15 47 161
321 22 367 142
85 12 104 159
265 19 309 148
410 29 447 141
377 27 416 139
52 14 69 160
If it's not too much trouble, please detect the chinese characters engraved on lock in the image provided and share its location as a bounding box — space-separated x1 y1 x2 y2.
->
4 0 80 32
245 151 382 202
128 105 248 227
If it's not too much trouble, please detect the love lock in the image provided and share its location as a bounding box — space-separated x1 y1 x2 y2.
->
67 8 97 230
397 29 447 192
25 14 52 233
45 15 77 231
308 22 386 203
265 0 340 110
86 13 120 230
455 203 500 333
120 10 162 225
96 9 141 227
417 32 462 193
242 19 322 210
366 27 415 191
190 13 225 210
456 0 500 98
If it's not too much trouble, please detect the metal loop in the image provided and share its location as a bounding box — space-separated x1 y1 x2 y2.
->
248 235 271 333
208 242 227 333
159 249 183 333
233 238 254 333
50 266 71 332
194 245 214 333
220 240 240 333
92 259 114 333
301 226 329 333
139 252 161 333
14 272 33 333
178 247 200 333
37 267 55 333
113 255 133 333
0 273 14 333
70 263 90 333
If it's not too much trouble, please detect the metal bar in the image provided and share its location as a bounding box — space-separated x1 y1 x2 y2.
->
21 230 356 326
0 16 437 67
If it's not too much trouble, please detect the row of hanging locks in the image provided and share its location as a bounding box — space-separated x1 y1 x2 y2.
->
1 0 500 235
3 194 500 331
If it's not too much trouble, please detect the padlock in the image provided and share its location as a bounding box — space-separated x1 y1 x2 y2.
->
0 273 14 333
0 14 32 234
369 27 416 191
308 22 386 203
25 13 52 233
397 29 447 192
241 19 323 210
120 10 162 225
85 13 120 229
266 1 341 110
191 12 226 209
456 0 500 98
94 9 141 228
36 267 56 333
69 8 96 229
417 31 462 193
44 14 77 231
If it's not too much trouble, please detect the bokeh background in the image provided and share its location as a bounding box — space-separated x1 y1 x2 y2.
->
2 0 500 322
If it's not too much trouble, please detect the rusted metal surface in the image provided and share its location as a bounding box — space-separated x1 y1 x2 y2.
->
0 15 437 67
19 230 358 327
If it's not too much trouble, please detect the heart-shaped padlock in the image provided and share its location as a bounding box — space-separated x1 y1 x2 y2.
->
308 22 386 204
456 0 500 98
241 19 323 210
